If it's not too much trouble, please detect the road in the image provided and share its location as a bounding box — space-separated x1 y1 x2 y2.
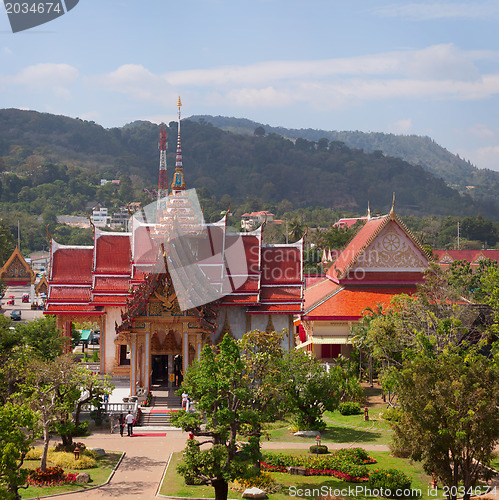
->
1 285 44 323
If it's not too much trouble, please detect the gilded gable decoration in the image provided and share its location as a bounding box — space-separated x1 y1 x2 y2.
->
0 246 35 285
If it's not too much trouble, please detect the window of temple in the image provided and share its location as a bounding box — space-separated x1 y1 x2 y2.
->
119 344 130 365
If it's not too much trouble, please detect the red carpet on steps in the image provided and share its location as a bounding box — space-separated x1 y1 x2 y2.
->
130 433 167 437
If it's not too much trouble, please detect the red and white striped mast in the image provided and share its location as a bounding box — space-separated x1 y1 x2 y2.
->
156 123 168 221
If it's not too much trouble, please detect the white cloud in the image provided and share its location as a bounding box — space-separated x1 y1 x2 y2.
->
393 119 413 133
3 63 78 87
371 2 499 20
473 145 499 171
67 44 499 113
3 47 13 56
466 123 494 138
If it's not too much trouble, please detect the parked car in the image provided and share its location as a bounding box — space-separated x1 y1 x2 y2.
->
10 310 21 321
6 295 14 305
22 294 29 303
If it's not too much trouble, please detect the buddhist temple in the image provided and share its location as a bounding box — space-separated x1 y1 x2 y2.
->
45 99 304 395
299 200 430 360
0 246 35 286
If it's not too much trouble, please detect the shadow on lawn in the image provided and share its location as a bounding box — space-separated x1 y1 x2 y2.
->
321 425 382 443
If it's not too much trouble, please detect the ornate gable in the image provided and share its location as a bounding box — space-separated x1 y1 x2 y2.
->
350 221 428 273
0 246 35 285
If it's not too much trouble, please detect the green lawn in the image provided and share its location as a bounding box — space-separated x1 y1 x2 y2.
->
20 451 122 499
264 410 393 446
160 449 449 500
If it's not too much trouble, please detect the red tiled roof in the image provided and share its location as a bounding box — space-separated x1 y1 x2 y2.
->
261 246 301 284
92 295 128 306
435 249 499 264
51 247 93 283
94 232 131 273
92 276 130 293
327 216 388 282
45 304 102 314
304 278 340 311
260 286 302 302
248 303 302 314
49 286 91 302
304 286 417 320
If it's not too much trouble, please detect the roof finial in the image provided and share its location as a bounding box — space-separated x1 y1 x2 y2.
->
390 192 396 218
367 201 371 221
171 96 186 191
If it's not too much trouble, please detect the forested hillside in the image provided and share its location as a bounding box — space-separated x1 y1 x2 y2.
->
0 108 497 221
190 115 499 205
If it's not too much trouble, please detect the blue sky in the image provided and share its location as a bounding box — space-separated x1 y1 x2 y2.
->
1 0 499 171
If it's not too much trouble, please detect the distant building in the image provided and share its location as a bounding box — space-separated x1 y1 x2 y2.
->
100 179 120 186
91 207 111 227
332 217 368 229
434 249 499 271
241 211 274 231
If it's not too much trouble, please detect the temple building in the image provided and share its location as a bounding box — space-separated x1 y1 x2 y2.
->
45 99 304 395
0 247 36 301
299 202 430 360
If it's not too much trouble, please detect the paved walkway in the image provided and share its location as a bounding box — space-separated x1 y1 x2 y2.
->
47 429 187 500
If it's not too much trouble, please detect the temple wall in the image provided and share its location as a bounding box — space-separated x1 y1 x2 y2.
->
103 306 122 375
213 308 293 350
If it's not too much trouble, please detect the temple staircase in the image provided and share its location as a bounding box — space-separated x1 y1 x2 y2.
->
139 388 182 427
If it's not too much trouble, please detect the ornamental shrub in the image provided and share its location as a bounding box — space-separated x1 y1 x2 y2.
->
54 441 86 453
49 451 97 470
338 402 362 415
309 445 329 454
231 472 282 494
28 466 65 483
368 468 412 497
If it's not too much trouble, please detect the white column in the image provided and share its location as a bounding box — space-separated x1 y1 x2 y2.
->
144 331 150 393
30 283 35 302
183 326 188 374
130 337 137 396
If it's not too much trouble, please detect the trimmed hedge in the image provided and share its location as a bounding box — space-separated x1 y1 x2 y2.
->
338 402 362 415
368 468 412 497
309 445 329 454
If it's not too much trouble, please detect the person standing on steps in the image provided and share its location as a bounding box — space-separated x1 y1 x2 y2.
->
125 411 134 436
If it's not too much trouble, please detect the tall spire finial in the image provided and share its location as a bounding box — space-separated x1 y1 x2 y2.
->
171 96 186 191
367 201 371 221
390 192 396 218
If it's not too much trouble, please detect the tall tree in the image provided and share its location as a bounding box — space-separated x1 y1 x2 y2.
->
392 344 499 500
171 335 258 500
0 402 39 500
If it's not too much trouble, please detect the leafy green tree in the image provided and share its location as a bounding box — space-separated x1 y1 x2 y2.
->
391 344 499 500
171 335 265 500
239 330 288 467
15 316 63 360
19 355 78 471
284 350 362 430
0 402 39 500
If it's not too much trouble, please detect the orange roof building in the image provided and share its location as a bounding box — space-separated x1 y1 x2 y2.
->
45 100 303 396
300 202 429 360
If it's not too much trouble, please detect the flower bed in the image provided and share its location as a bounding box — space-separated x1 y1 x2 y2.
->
26 467 78 487
261 448 375 482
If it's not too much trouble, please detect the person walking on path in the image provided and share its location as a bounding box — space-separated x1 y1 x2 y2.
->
125 411 134 436
182 392 188 409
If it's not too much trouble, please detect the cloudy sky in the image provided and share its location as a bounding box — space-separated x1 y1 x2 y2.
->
1 0 499 171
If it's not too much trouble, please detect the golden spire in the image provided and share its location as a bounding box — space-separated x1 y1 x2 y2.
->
171 96 186 191
367 201 371 221
389 192 396 218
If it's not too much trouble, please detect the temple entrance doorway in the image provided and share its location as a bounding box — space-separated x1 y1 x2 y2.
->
151 355 169 385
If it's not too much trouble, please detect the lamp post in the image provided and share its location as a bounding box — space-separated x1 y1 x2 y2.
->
315 435 321 457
